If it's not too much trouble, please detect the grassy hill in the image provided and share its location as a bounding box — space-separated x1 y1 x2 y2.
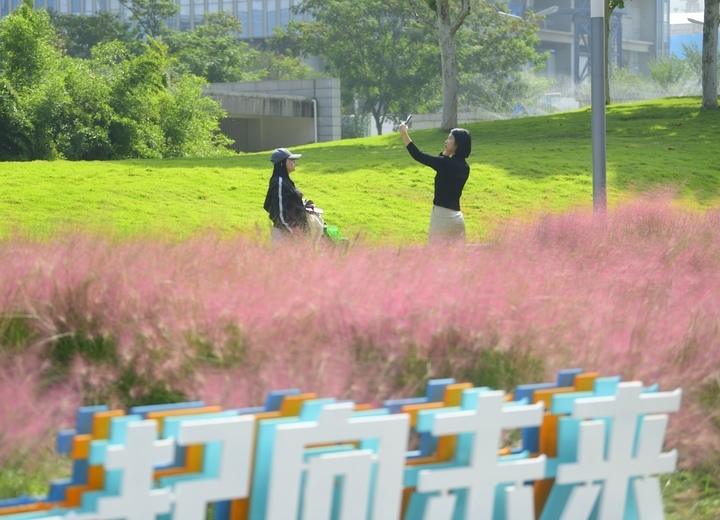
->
0 96 718 243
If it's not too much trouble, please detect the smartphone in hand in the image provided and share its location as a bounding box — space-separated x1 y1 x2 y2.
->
403 114 413 125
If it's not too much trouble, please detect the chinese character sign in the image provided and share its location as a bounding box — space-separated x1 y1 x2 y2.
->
0 370 681 520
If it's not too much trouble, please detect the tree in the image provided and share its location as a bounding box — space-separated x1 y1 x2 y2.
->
649 42 717 95
280 0 438 135
421 0 471 130
0 0 57 92
48 10 136 59
0 79 33 159
248 50 324 81
159 73 234 157
456 2 545 114
702 0 719 109
100 39 232 158
0 0 66 158
117 0 178 39
649 53 692 90
164 12 260 83
681 41 703 82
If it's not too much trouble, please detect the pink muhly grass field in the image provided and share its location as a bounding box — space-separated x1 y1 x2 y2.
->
0 197 719 469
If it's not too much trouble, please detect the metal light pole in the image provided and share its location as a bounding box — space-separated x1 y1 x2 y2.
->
591 0 607 213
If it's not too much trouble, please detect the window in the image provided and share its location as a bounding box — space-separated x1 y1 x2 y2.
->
237 0 248 36
280 0 288 26
266 0 276 34
193 0 204 27
179 0 190 30
252 0 263 37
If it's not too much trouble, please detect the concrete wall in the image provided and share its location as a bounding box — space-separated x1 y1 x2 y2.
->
205 79 341 152
219 116 317 152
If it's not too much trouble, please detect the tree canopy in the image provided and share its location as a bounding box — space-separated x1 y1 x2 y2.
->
117 0 179 39
164 12 320 84
163 12 260 83
277 0 439 135
0 0 232 160
49 10 136 59
278 0 545 131
456 2 546 114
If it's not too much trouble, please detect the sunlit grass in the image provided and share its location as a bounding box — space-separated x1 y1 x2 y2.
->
0 97 718 243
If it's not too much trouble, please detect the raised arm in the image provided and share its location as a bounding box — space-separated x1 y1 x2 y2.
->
398 122 446 170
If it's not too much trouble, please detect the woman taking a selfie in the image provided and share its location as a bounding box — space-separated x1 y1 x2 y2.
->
398 121 471 245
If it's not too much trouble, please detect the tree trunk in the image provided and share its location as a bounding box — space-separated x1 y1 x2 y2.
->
375 119 383 135
372 108 383 135
438 17 458 131
435 0 470 131
702 0 719 109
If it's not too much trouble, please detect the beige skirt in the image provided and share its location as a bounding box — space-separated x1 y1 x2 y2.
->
429 205 466 245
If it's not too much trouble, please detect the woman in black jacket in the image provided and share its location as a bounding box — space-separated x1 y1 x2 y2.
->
398 122 472 245
263 148 309 244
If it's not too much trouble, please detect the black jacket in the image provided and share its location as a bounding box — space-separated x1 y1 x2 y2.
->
263 174 308 232
406 141 469 211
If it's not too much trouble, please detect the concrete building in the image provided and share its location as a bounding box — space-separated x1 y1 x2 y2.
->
3 0 310 38
521 0 671 81
203 79 341 152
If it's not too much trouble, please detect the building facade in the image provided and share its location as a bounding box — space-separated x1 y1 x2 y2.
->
5 0 671 81
4 0 309 38
521 0 671 82
204 79 341 152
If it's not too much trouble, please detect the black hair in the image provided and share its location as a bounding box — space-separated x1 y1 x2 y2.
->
451 128 472 159
272 159 289 177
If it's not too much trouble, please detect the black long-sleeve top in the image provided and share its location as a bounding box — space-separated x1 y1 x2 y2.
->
406 141 469 211
263 174 308 232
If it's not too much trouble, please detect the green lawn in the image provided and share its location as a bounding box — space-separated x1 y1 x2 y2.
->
0 97 718 244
